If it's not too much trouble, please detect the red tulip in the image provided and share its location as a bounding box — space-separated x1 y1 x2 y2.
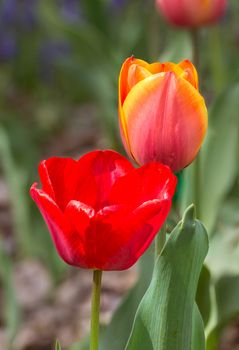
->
30 150 176 271
156 0 227 27
118 57 208 172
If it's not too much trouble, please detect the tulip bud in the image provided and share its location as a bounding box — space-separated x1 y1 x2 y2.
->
118 57 208 173
156 0 227 28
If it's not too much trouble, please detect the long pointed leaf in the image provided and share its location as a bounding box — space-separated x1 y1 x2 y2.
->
125 205 208 350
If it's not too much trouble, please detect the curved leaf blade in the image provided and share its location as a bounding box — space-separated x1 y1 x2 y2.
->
125 205 208 350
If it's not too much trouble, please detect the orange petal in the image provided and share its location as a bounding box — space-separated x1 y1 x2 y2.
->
119 57 151 156
148 62 163 74
161 62 184 75
127 64 152 90
119 56 150 105
178 60 199 89
122 71 207 172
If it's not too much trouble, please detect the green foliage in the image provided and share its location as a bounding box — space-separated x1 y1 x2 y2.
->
55 340 62 350
196 265 211 327
0 241 21 348
71 251 154 350
125 205 208 350
0 126 32 256
205 198 239 349
159 30 192 62
191 304 206 350
200 81 239 233
100 253 154 350
180 80 239 234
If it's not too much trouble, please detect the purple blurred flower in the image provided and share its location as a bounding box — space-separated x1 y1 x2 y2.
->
61 0 81 22
0 0 38 61
1 0 17 25
109 0 128 15
0 0 75 64
111 0 127 8
18 0 38 29
0 32 16 61
39 40 71 81
1 0 38 29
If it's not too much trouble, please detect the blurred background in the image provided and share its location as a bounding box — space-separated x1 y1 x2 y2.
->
0 0 238 349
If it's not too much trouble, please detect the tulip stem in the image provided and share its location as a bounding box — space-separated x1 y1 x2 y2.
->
190 29 200 71
155 222 167 258
90 269 102 350
209 26 225 94
194 155 201 220
190 28 202 220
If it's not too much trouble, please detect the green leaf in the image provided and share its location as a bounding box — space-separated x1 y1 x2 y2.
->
125 205 208 350
196 265 211 327
191 304 206 350
200 81 239 233
100 251 154 350
55 340 62 350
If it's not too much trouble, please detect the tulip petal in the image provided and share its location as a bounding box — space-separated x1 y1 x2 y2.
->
210 0 227 24
87 199 171 270
156 0 227 27
119 56 152 104
60 198 171 270
157 0 193 26
65 200 95 231
119 57 151 155
63 200 98 267
122 71 207 172
30 183 84 265
39 157 78 210
178 60 198 89
110 162 177 207
127 64 152 90
38 150 133 211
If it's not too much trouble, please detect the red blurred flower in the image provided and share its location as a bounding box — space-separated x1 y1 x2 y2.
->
30 150 176 271
156 0 227 28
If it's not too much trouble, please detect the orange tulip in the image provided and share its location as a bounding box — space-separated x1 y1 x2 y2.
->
156 0 227 28
118 57 208 172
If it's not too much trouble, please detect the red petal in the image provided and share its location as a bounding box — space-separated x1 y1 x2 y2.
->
30 184 89 267
38 150 133 211
64 200 94 237
30 183 82 265
82 199 171 270
110 162 177 207
39 157 77 210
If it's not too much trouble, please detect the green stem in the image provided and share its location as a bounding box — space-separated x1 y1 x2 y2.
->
190 29 200 71
148 1 161 60
208 26 225 94
90 270 102 350
190 28 201 220
155 223 167 259
194 153 201 219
